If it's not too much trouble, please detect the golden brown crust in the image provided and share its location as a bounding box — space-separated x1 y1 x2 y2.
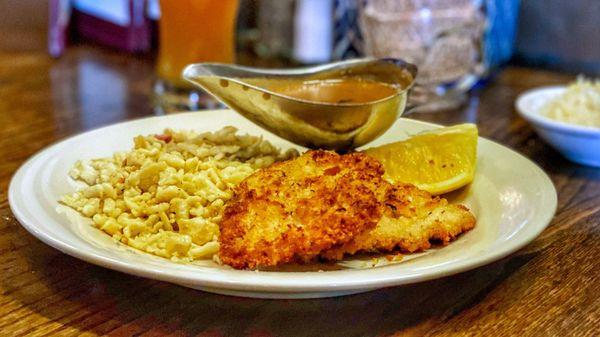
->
321 183 476 260
218 150 387 269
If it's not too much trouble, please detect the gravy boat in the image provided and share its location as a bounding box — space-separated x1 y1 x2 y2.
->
183 58 417 150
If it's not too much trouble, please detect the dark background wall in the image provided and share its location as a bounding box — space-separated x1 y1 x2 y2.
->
515 0 600 74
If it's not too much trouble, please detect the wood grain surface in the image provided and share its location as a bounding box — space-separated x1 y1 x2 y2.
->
0 46 599 337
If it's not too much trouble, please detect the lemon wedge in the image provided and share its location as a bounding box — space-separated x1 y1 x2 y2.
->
365 123 478 195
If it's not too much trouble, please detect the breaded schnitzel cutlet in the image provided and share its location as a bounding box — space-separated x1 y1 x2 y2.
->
218 150 388 269
321 183 476 260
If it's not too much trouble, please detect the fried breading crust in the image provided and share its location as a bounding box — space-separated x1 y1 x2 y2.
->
321 183 476 260
219 150 387 269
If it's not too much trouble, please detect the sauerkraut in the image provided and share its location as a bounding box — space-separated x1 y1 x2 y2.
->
541 77 600 128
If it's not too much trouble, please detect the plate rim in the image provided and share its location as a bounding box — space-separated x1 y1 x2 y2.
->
8 110 557 294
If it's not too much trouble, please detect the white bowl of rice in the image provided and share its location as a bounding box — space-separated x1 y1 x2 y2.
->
516 79 600 167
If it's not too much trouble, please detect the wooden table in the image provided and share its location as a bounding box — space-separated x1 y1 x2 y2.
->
0 46 598 337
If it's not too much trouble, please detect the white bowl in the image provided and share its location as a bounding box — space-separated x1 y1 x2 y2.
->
516 86 600 167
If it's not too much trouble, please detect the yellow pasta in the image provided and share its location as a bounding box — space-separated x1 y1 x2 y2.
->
61 126 297 262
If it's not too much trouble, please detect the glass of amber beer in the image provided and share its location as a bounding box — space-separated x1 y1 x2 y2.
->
155 0 239 113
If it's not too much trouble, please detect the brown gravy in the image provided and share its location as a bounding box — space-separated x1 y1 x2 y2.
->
246 78 398 104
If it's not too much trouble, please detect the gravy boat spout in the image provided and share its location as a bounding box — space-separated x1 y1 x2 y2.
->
183 58 417 150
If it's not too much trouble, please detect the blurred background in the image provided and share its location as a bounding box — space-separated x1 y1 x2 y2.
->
1 0 599 115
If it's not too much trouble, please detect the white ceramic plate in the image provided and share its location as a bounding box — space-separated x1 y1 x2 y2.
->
9 110 557 299
516 86 600 167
